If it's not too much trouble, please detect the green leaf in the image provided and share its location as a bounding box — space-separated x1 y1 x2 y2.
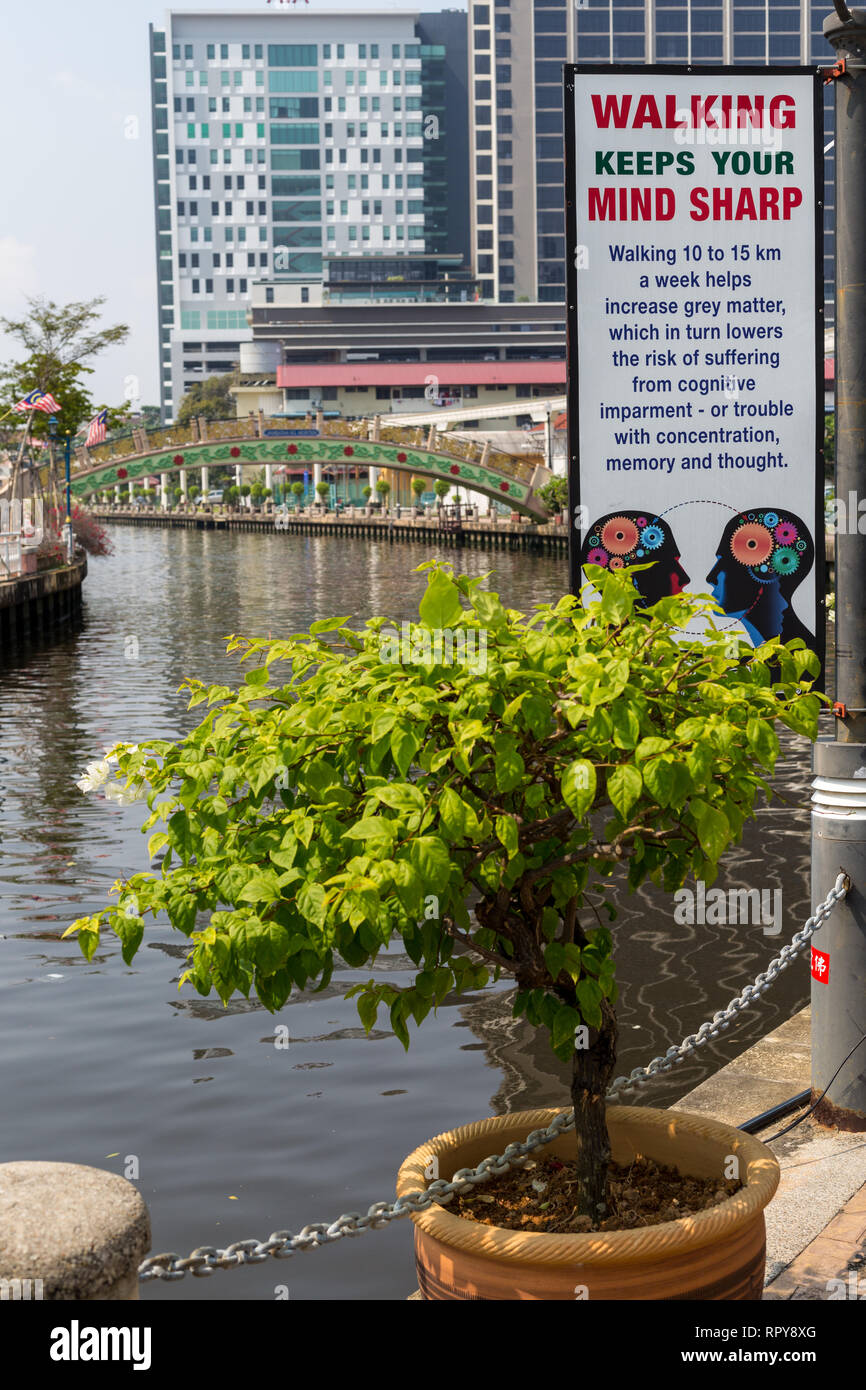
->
495 814 519 860
561 759 596 820
390 725 421 779
606 764 642 820
690 798 731 865
610 703 640 749
408 836 451 893
493 734 525 793
357 992 379 1033
418 566 464 629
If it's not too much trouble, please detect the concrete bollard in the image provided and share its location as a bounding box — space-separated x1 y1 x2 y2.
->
0 1162 150 1301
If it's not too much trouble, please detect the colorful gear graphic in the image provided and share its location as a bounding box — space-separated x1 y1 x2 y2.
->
731 521 774 566
774 521 798 545
635 516 648 528
640 525 664 550
586 547 608 566
762 511 779 527
600 516 640 555
771 546 799 576
609 556 625 570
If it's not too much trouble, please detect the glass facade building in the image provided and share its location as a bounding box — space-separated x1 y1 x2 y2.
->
469 2 834 316
149 11 468 421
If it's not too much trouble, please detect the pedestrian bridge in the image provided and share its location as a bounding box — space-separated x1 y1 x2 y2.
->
70 414 555 520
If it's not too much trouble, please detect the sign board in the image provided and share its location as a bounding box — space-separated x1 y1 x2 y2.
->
565 65 824 674
263 429 320 437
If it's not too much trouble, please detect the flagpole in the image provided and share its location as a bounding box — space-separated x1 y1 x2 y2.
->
8 410 34 507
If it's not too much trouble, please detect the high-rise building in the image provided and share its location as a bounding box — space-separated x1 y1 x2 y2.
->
469 2 834 316
148 10 469 420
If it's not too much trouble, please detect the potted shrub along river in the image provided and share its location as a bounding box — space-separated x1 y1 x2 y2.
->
66 563 821 1300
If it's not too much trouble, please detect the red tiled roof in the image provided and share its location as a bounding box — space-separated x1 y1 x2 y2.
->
276 361 566 388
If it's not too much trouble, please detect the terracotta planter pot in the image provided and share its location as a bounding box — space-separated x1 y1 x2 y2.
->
397 1106 779 1301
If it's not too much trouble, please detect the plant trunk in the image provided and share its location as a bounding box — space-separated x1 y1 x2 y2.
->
570 1002 618 1220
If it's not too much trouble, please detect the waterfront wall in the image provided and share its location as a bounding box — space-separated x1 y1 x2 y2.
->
93 508 569 556
0 556 87 648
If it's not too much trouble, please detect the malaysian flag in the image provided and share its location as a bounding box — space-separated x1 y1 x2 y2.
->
12 390 61 414
85 410 108 448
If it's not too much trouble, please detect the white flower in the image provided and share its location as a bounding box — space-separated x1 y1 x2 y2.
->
104 780 148 806
75 759 111 793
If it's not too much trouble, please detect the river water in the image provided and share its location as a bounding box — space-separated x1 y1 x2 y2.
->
0 525 826 1300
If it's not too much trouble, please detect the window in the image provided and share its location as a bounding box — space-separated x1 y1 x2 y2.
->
337 44 345 59
207 44 215 60
301 287 309 303
222 97 230 112
185 44 193 60
220 44 228 60
255 45 262 60
181 310 200 330
178 253 186 268
359 44 366 59
227 279 234 293
392 44 400 58
191 278 200 293
268 44 317 66
173 43 181 59
269 70 318 92
242 44 250 60
271 123 319 144
209 97 217 112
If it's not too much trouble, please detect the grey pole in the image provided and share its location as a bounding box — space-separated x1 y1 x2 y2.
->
811 7 866 1129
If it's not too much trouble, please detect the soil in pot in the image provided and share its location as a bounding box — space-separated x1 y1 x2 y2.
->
450 1153 742 1235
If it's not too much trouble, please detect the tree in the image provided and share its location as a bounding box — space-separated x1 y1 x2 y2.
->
316 480 330 506
362 485 373 501
291 481 305 508
535 477 568 515
66 563 822 1219
0 296 130 442
0 294 129 366
434 479 450 509
175 375 236 426
189 484 201 500
411 478 426 502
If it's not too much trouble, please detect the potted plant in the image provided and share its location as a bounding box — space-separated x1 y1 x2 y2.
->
291 480 305 513
535 476 568 526
362 484 374 515
189 484 201 508
315 480 331 511
65 563 820 1300
240 484 252 511
411 477 426 516
375 478 391 513
433 479 450 514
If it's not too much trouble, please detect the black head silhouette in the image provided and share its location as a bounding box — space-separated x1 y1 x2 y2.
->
581 511 690 606
706 507 814 646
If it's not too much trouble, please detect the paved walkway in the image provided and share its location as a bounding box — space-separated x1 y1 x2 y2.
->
672 1008 866 1300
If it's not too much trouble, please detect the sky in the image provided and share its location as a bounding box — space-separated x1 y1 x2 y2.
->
0 0 463 408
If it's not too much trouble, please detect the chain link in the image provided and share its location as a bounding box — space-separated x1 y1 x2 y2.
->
139 872 849 1282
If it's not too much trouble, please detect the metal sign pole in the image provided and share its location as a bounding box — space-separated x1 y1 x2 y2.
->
811 3 866 1129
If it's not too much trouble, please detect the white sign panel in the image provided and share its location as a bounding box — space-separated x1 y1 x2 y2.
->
566 66 824 666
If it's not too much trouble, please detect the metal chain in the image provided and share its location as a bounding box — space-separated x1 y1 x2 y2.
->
138 872 849 1282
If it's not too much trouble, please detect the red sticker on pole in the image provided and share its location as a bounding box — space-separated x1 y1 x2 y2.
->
811 947 830 983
